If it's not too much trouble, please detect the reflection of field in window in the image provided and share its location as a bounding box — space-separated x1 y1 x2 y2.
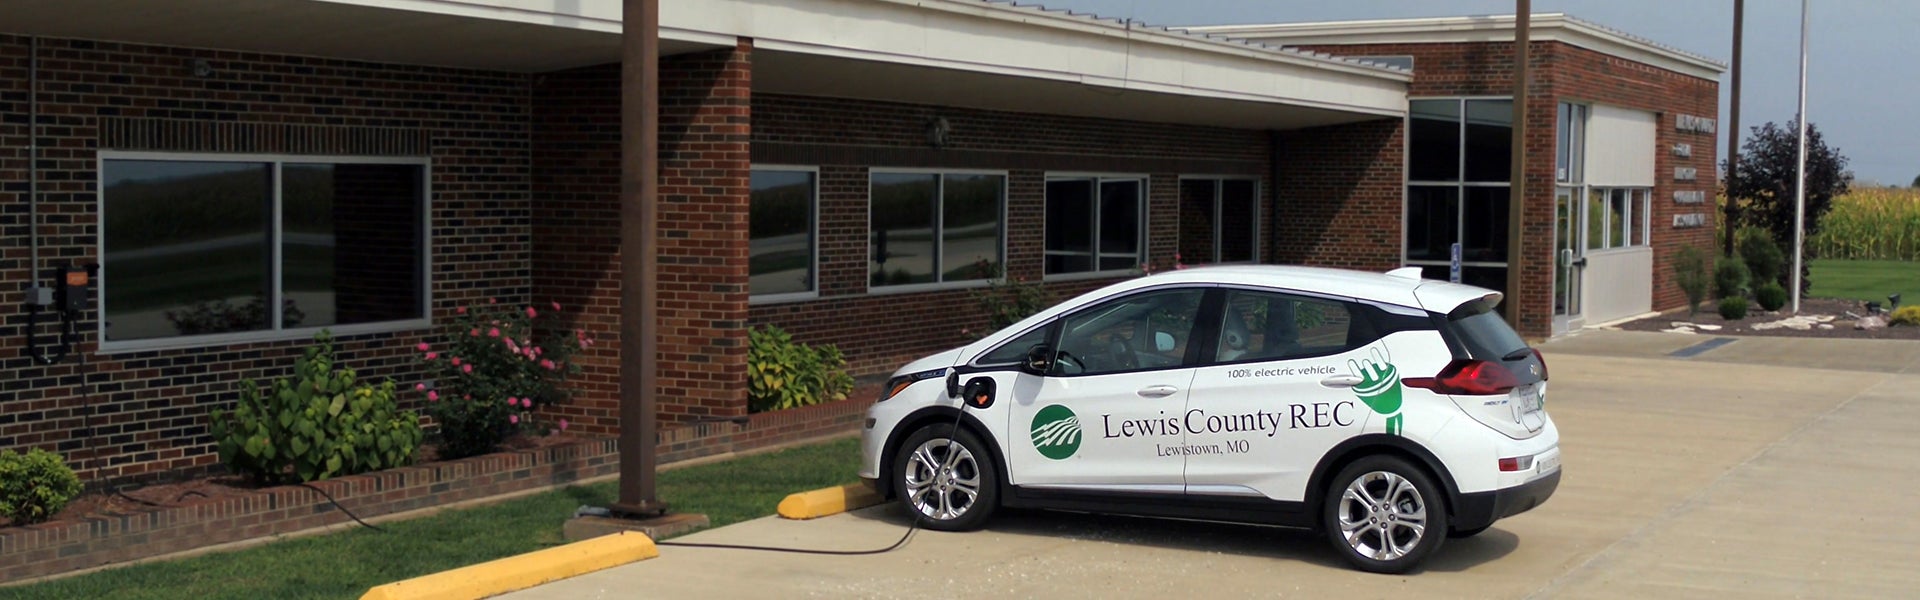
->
103 161 272 340
749 170 815 296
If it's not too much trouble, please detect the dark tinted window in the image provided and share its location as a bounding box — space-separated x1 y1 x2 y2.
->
978 326 1051 366
1409 100 1461 182
870 173 939 286
749 169 815 296
1461 186 1511 263
284 163 425 329
1215 291 1356 363
1463 100 1513 182
1405 186 1459 261
103 160 272 340
1054 288 1205 376
1448 300 1528 360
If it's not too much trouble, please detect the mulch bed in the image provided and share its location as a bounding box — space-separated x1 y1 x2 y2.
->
8 432 594 530
1616 297 1920 339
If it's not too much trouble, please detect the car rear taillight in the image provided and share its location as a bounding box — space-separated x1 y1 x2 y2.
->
1498 455 1536 472
1532 348 1549 380
1403 359 1520 396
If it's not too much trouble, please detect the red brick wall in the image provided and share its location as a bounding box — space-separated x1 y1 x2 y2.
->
1295 41 1720 337
1271 118 1407 272
748 94 1272 375
531 43 754 428
0 35 531 486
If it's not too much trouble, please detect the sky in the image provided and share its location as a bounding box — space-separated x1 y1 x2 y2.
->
1040 0 1918 186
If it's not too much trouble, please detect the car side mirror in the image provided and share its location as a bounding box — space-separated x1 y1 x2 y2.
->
1154 331 1176 353
1023 344 1054 374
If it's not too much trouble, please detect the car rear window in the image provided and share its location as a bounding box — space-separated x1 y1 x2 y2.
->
1446 299 1528 360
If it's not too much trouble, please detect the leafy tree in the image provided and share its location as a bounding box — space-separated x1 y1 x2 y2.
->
1722 120 1850 292
1911 173 1919 188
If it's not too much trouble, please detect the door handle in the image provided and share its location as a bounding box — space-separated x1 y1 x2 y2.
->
1319 375 1364 388
1136 385 1180 398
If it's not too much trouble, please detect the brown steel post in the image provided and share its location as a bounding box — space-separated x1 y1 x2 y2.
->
1505 3 1530 327
613 0 666 517
1724 0 1744 256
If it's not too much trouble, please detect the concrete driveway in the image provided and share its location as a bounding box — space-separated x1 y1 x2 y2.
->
504 330 1920 599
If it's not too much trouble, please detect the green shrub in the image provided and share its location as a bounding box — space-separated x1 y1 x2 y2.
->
211 331 423 484
1672 245 1713 315
1737 226 1787 287
417 301 588 459
0 449 83 525
1892 305 1920 326
1718 296 1751 321
1754 282 1789 312
1713 256 1750 300
748 326 854 413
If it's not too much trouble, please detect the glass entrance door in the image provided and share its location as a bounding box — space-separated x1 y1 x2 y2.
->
1553 187 1585 334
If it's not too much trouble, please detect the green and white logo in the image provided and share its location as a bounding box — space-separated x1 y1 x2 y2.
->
1350 346 1406 436
1030 405 1082 460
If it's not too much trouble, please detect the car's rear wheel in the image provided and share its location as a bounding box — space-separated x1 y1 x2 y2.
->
893 423 998 531
1323 455 1448 574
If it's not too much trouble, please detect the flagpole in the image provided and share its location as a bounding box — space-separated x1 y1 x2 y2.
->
1790 0 1810 313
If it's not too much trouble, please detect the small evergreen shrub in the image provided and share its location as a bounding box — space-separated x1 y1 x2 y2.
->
1718 296 1751 321
1713 256 1750 300
1754 282 1789 312
1891 305 1920 326
1737 226 1786 286
0 449 83 525
748 326 855 413
211 331 423 483
1672 245 1713 315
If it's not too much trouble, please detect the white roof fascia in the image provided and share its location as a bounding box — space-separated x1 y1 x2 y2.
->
1188 13 1726 81
311 0 1412 116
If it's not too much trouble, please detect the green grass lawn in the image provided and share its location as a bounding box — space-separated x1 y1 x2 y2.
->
3 437 862 600
1808 259 1920 303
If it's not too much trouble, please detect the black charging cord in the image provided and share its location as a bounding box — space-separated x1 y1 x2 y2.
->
652 389 977 555
299 482 388 533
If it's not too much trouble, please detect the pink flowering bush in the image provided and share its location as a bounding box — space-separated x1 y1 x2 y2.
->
418 300 589 459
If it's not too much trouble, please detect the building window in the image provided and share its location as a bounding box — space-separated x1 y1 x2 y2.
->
1178 178 1259 264
1557 103 1588 183
750 167 817 299
869 171 1005 288
1585 188 1652 250
100 155 428 345
1406 98 1513 284
1045 175 1146 276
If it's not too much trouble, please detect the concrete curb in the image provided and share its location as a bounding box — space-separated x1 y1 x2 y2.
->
358 531 658 600
777 483 885 520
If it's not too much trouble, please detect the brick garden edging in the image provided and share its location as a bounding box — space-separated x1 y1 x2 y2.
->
0 397 874 584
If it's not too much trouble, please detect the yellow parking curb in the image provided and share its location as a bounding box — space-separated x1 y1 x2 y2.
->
777 483 884 520
359 531 658 600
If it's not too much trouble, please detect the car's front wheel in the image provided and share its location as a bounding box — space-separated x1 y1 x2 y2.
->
893 423 999 531
1323 455 1449 574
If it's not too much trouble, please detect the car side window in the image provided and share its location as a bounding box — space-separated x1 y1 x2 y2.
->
977 326 1051 366
1215 290 1358 363
1052 288 1206 376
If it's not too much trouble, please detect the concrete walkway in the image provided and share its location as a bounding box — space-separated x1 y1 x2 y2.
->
503 330 1920 599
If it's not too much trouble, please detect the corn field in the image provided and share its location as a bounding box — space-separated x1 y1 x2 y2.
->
1810 187 1920 261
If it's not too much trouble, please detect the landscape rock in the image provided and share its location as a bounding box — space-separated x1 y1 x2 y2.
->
1856 315 1888 330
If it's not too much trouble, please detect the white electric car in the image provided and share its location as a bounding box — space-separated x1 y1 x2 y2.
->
858 265 1559 573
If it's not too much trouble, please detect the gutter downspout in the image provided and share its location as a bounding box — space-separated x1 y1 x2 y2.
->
28 35 38 286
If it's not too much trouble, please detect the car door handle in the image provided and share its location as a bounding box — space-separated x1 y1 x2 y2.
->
1319 375 1364 388
1136 385 1180 398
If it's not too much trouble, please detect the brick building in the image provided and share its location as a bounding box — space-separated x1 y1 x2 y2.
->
0 2 1720 486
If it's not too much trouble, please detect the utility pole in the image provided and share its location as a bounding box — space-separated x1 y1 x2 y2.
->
613 0 667 518
1505 3 1530 327
1724 0 1743 257
1790 0 1810 313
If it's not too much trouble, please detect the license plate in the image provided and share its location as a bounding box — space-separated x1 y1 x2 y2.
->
1535 453 1560 474
1516 384 1543 413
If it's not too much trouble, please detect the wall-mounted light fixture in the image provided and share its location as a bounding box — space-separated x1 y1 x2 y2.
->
927 116 951 149
192 59 214 78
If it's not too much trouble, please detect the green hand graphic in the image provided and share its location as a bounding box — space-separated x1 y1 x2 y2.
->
1350 347 1405 436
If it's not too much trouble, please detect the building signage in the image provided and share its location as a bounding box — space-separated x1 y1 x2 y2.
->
1672 143 1692 158
1673 213 1708 228
1673 190 1707 204
1674 167 1698 181
1676 114 1717 134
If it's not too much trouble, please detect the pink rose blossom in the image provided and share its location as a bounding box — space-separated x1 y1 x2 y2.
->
526 306 538 318
470 328 481 337
522 398 534 408
415 383 426 391
416 342 430 352
451 357 461 366
551 301 562 311
456 306 467 314
427 390 439 401
462 364 473 374
559 419 569 431
509 414 519 424
488 328 501 338
489 298 498 305
425 352 438 360
507 396 519 406
540 359 557 371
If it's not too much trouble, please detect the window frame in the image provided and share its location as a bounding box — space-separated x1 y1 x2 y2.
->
1176 175 1262 265
95 151 433 354
748 164 822 305
1402 96 1515 274
1043 172 1151 282
864 167 1010 295
1582 186 1654 253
